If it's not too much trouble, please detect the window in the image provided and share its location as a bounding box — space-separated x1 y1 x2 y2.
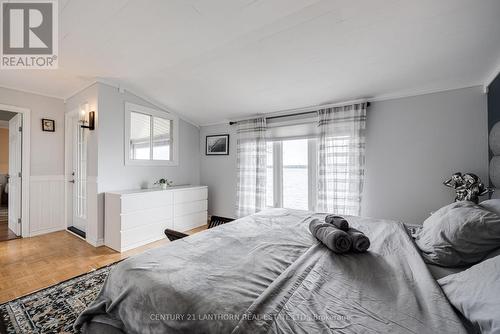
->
282 139 309 210
266 142 274 207
267 138 317 210
152 117 172 160
125 103 178 166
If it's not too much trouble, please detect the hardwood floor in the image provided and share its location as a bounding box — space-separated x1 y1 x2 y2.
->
0 206 19 242
0 223 18 242
0 225 207 304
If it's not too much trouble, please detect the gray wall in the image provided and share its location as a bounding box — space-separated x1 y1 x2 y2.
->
200 86 488 224
200 124 237 218
96 83 201 242
362 86 488 224
97 83 201 193
0 86 65 176
65 83 201 244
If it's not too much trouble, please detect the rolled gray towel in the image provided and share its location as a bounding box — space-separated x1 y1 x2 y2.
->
347 227 370 252
309 219 352 253
309 219 333 235
325 215 349 231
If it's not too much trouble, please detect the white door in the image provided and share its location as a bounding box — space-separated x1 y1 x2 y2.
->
8 114 22 236
71 116 87 232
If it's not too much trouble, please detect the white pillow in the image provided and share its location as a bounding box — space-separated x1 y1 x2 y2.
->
439 255 500 334
415 201 500 267
480 199 500 216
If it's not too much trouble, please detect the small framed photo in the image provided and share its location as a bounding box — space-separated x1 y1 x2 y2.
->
206 134 229 155
41 119 55 132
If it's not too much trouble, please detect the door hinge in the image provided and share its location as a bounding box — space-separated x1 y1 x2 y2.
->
18 218 21 224
19 126 22 132
18 172 22 177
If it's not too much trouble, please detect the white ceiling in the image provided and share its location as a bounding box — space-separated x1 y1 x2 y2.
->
1 0 499 125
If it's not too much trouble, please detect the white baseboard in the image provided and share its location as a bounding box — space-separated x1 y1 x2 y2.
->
30 226 65 237
87 237 104 247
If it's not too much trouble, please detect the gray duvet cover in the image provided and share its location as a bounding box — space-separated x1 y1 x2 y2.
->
75 209 467 334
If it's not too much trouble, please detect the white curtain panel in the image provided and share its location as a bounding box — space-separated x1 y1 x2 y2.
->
236 118 267 217
317 103 367 216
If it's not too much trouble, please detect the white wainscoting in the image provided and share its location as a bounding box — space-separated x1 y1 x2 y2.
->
29 175 66 236
85 177 101 246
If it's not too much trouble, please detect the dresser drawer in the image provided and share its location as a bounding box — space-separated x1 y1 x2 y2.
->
105 186 208 252
173 188 207 204
121 206 173 231
173 200 207 217
120 220 170 251
121 191 173 213
173 211 207 232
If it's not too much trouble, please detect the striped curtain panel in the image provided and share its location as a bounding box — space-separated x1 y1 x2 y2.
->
317 103 367 216
236 118 267 218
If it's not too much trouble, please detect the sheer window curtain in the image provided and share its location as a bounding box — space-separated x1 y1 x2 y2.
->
317 103 367 216
236 118 267 217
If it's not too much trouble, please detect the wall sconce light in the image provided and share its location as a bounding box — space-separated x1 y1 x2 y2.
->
79 104 95 130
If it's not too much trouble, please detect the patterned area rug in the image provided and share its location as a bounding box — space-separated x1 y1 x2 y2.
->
0 264 115 333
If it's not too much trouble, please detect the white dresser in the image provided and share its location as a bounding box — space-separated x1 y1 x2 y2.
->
105 185 208 252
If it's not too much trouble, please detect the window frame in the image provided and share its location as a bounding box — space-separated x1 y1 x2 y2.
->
124 102 179 166
267 137 317 211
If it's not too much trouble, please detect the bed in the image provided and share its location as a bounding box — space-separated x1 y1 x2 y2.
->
75 209 470 333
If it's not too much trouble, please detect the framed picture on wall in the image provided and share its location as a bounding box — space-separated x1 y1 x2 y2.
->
41 119 55 132
206 134 229 155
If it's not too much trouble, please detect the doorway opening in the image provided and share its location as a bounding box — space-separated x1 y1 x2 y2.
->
0 110 22 241
65 107 88 239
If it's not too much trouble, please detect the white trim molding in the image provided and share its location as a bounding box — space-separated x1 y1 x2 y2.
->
0 84 62 101
124 102 179 167
203 84 484 127
0 103 31 238
97 79 199 128
64 79 200 128
87 237 104 247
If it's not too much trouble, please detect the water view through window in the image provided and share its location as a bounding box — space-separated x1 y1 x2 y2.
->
282 139 308 210
266 138 310 210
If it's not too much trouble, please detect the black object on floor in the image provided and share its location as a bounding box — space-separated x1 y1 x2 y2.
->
164 229 189 241
208 215 234 229
67 226 86 239
165 216 235 242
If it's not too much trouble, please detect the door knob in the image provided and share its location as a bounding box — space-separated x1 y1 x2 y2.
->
69 180 75 183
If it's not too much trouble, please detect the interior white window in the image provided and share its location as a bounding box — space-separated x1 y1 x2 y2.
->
266 142 274 207
282 139 309 210
125 102 179 166
267 137 317 211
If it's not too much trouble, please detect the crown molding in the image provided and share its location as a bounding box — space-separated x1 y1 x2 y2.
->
65 78 200 128
369 84 481 103
200 84 483 127
0 78 488 129
0 84 63 100
63 81 98 103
